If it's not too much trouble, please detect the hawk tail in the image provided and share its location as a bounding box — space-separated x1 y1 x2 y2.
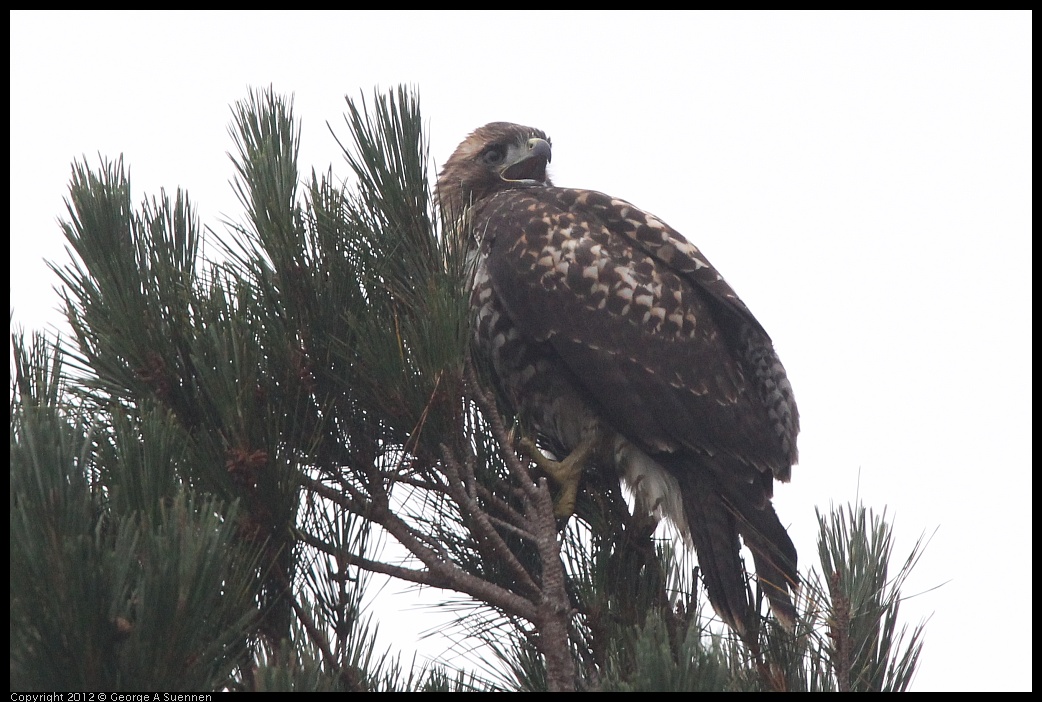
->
735 497 799 631
676 463 798 637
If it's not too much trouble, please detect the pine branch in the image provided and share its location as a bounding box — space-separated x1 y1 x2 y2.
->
15 84 931 692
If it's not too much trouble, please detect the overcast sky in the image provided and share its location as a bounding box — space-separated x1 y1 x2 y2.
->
10 11 1031 691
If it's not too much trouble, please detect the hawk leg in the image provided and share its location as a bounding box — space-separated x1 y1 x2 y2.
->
521 431 606 519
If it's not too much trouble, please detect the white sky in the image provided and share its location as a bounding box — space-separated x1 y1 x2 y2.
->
10 11 1031 692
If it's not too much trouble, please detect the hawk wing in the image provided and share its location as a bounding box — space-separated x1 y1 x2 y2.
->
442 120 800 634
475 186 797 476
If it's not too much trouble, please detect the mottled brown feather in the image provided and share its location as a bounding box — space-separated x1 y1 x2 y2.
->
438 122 800 635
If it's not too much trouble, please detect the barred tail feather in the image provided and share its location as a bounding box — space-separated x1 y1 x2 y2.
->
674 459 798 636
734 498 799 630
679 469 755 637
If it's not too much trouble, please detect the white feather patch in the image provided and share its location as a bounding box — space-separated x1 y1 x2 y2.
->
614 437 690 545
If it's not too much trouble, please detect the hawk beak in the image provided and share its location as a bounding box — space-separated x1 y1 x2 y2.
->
501 138 551 183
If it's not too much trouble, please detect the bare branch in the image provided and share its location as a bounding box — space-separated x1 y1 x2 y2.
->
463 362 541 503
299 469 540 622
461 360 578 689
528 474 577 691
440 442 540 597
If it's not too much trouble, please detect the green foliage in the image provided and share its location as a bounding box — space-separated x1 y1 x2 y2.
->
811 505 927 692
10 86 928 691
11 334 265 691
603 613 741 692
497 501 929 692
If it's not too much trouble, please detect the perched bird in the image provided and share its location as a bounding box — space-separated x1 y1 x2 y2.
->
437 122 799 636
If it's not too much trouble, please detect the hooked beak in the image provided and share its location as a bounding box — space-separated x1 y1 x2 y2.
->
501 137 551 183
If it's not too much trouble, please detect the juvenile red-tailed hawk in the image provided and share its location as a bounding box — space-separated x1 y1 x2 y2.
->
438 122 799 635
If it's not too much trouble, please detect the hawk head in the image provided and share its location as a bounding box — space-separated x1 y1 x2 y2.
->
437 122 552 219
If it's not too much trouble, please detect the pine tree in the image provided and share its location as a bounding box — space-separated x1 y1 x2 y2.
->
10 87 927 692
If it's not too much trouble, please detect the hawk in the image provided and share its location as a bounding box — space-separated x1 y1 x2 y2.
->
438 122 799 635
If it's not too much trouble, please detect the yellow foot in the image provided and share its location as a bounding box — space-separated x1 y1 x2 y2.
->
520 433 603 519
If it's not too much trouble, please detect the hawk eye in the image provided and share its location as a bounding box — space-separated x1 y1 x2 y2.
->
482 146 506 166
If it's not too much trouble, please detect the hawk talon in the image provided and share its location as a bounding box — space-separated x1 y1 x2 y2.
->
521 434 603 520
